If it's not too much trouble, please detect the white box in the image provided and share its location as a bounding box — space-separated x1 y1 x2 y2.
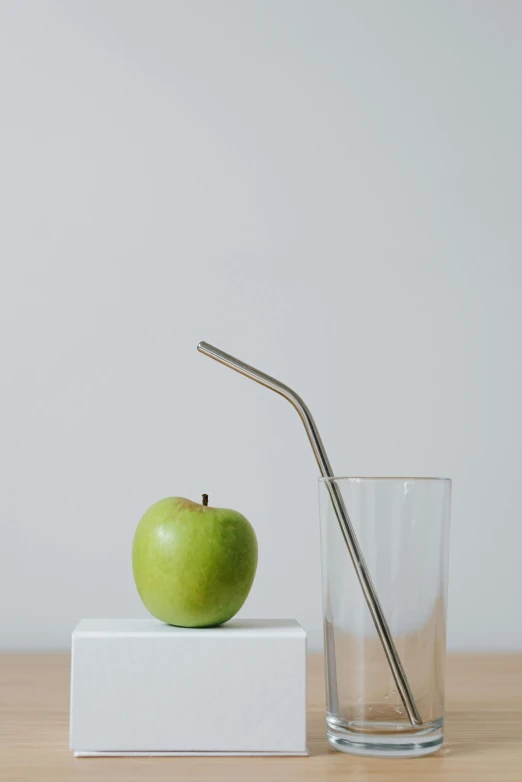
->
70 618 307 756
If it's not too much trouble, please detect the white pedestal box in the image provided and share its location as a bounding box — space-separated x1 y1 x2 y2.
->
70 618 307 756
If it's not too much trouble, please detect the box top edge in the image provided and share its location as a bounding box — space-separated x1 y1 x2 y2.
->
73 618 306 638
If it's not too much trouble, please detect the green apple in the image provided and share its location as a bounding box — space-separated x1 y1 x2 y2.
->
132 495 258 627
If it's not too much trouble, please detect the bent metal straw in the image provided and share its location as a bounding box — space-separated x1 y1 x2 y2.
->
197 340 422 727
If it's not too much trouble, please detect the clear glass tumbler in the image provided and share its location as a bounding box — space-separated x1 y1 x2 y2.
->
319 477 451 757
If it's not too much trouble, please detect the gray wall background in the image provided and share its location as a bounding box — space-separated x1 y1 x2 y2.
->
1 0 521 651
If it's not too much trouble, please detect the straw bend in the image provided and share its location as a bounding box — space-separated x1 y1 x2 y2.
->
197 341 333 475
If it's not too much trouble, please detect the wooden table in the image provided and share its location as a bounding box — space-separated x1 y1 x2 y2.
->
1 653 521 781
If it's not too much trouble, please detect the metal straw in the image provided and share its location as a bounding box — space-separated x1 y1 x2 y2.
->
197 341 422 727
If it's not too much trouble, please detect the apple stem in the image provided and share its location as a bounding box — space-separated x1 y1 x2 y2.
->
202 494 209 506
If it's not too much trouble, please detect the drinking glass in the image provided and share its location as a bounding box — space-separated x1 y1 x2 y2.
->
319 477 451 757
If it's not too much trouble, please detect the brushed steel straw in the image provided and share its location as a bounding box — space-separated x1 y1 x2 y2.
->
197 340 422 727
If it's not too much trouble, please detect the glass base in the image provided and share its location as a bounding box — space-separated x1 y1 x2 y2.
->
326 715 444 758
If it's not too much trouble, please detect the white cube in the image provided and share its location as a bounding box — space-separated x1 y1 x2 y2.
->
70 618 307 756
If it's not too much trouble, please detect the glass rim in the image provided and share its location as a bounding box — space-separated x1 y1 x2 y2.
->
318 476 451 484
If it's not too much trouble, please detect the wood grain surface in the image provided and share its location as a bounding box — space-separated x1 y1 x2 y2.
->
1 652 521 781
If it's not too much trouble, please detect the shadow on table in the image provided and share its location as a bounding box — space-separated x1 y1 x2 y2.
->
434 711 521 758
